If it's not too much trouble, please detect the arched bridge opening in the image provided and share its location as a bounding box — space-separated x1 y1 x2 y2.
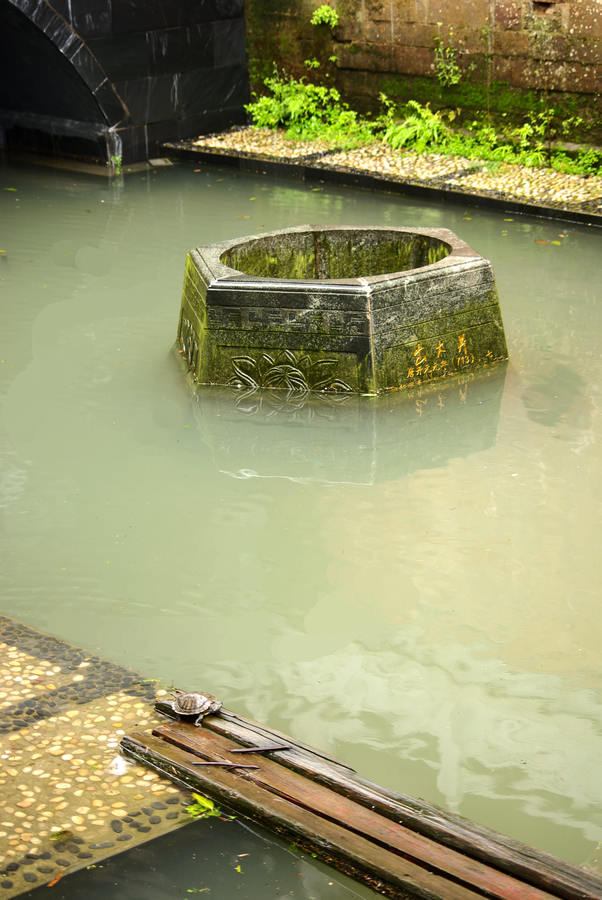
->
1 0 248 165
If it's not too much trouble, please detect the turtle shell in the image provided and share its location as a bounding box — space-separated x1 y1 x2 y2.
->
171 691 222 717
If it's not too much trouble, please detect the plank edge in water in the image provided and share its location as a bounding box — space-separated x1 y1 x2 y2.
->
153 701 602 900
121 731 498 900
153 721 564 900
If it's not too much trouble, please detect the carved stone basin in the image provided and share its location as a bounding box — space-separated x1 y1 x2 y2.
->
176 224 508 393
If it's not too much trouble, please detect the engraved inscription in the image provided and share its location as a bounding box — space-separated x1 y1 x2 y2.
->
401 330 503 387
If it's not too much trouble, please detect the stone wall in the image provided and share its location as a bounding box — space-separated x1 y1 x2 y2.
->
245 0 602 132
1 0 249 164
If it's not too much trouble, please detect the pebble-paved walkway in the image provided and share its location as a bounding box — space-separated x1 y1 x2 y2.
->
0 617 191 898
179 126 602 217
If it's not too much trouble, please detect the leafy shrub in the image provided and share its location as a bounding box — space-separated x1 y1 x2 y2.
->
246 71 374 148
246 72 336 130
574 149 602 176
382 101 449 152
246 20 601 180
550 149 602 177
310 4 339 28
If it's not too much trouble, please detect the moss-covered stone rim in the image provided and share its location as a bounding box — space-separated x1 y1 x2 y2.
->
199 225 482 286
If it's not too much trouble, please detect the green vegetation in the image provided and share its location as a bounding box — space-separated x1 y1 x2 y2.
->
433 24 462 87
310 4 339 28
185 792 231 820
247 78 602 175
108 154 123 174
305 5 340 77
386 102 602 174
382 98 447 153
245 68 374 147
245 6 602 177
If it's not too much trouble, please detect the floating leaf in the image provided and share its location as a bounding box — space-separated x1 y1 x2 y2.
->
191 793 215 811
551 240 562 245
3 187 17 191
185 792 223 819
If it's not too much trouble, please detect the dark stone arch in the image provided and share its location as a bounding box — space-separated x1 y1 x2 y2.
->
1 0 128 161
1 0 248 164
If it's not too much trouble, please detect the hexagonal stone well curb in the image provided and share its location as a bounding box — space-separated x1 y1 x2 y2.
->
176 224 508 393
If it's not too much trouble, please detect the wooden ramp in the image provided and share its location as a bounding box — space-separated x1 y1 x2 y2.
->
121 701 602 900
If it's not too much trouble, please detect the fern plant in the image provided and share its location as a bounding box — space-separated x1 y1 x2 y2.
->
383 101 448 152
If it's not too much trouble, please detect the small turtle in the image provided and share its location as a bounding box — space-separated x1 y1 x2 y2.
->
170 690 222 726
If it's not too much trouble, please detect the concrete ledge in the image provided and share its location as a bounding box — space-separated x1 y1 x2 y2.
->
164 140 602 228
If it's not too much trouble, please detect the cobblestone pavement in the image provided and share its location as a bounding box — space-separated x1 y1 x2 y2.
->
0 617 190 898
181 126 602 218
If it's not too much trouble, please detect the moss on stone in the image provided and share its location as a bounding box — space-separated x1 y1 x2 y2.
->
376 74 599 138
178 253 211 381
225 233 316 279
195 345 370 392
224 230 451 280
179 226 507 394
377 317 508 391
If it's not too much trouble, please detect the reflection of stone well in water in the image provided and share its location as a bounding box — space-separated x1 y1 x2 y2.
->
176 225 508 393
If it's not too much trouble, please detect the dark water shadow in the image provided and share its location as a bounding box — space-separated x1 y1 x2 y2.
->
21 816 368 900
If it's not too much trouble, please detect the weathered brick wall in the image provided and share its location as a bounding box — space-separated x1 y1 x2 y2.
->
245 0 602 130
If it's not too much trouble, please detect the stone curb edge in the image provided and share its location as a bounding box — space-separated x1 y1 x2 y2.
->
163 143 602 229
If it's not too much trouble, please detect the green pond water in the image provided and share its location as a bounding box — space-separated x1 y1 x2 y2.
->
1 157 601 895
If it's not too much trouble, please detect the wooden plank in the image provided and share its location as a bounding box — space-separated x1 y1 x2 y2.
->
122 730 492 900
154 701 602 900
154 721 559 900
